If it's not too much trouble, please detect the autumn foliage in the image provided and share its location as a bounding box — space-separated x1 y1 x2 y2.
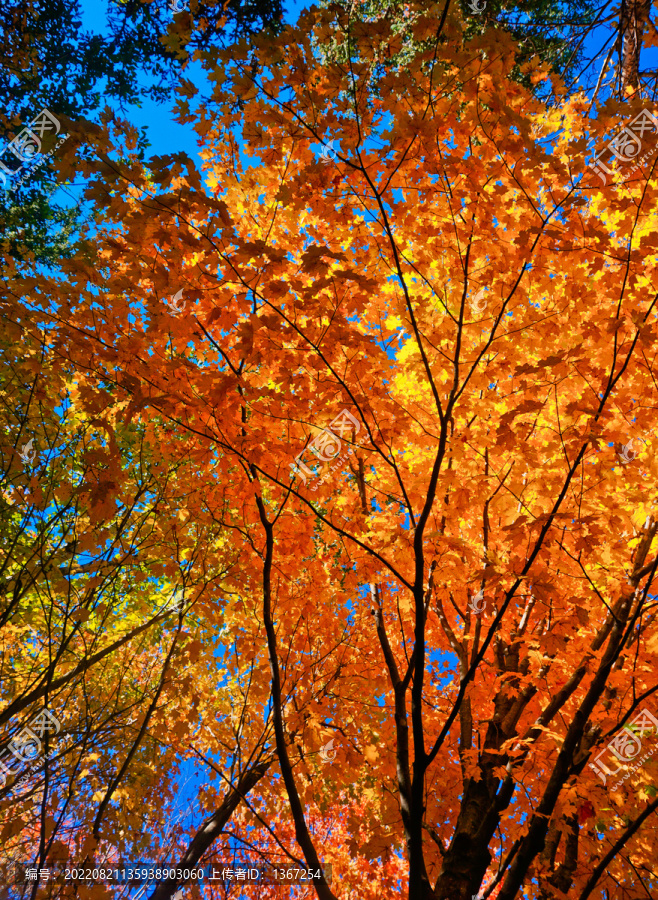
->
2 1 658 899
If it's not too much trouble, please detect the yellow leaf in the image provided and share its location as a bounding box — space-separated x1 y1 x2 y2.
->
364 744 378 763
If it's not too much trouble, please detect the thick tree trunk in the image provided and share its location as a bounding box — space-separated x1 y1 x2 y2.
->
619 0 651 94
431 783 494 900
431 734 515 899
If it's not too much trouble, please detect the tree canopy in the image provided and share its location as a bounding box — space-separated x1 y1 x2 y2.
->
2 1 658 900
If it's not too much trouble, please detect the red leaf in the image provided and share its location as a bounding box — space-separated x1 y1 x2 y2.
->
578 801 595 824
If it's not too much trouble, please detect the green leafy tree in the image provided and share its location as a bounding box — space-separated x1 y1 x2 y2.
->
0 0 285 264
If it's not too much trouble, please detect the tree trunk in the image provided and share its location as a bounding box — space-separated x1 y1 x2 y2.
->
619 0 651 94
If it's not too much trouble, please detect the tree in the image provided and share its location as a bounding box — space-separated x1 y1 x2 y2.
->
0 275 271 890
11 0 658 898
0 0 285 265
318 0 603 99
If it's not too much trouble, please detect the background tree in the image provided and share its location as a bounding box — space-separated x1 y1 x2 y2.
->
318 0 603 98
0 0 285 265
0 278 276 894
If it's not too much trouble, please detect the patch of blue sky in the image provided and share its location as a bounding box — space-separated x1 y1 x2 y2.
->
76 0 207 158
